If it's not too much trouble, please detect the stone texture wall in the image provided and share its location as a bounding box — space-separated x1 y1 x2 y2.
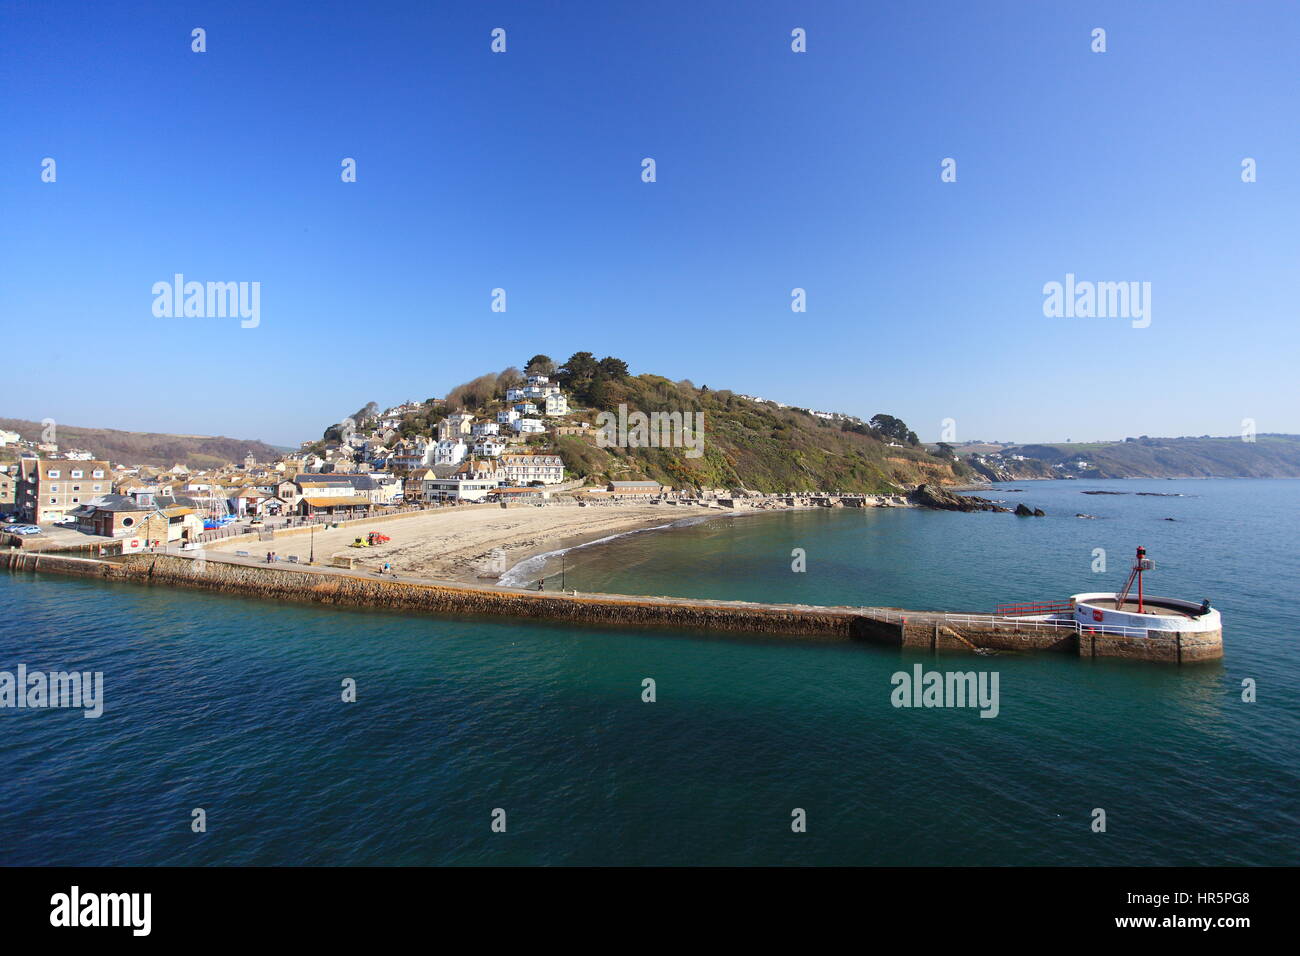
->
2 551 1222 662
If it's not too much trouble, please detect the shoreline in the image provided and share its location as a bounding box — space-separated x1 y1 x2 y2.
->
204 494 913 585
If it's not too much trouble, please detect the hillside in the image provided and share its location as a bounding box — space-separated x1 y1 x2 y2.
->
0 418 285 470
964 435 1300 480
555 377 963 492
345 354 967 493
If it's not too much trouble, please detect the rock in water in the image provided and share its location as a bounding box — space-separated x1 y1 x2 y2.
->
908 484 1009 513
1014 503 1034 516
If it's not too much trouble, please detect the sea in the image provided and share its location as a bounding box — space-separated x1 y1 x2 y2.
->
1 478 1296 865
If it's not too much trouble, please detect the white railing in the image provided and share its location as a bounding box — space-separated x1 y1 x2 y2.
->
863 608 1153 639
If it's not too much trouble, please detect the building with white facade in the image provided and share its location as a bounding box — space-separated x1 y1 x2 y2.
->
421 459 504 502
543 393 569 416
513 419 545 434
433 439 468 467
471 421 500 437
500 453 564 485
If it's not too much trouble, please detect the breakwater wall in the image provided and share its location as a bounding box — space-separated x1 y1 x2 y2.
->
1 551 1222 662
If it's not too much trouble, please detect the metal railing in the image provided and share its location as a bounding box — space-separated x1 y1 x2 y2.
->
863 608 1153 639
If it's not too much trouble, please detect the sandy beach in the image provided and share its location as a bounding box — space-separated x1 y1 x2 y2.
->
209 502 691 583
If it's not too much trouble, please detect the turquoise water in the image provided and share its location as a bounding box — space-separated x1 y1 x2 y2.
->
1 479 1297 865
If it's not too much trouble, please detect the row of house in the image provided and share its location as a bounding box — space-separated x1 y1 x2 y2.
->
414 453 565 502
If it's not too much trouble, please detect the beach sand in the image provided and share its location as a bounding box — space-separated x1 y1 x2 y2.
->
209 502 688 583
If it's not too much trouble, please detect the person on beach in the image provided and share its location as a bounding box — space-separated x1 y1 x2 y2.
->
266 551 272 563
384 562 391 575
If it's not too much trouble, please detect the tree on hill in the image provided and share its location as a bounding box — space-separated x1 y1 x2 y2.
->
597 356 629 379
497 366 524 393
869 413 918 445
557 351 631 404
445 372 501 410
524 354 556 377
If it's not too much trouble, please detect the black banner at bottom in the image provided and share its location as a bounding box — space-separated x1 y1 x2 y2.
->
0 865 1279 941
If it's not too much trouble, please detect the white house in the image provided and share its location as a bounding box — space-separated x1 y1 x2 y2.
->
505 387 526 402
389 439 434 470
544 393 569 416
497 408 520 425
471 421 500 437
501 453 564 485
433 439 468 467
513 419 545 434
472 438 506 458
513 402 538 415
421 459 504 503
526 374 550 386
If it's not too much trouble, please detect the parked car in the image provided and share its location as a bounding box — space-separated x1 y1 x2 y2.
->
8 525 42 536
50 515 76 526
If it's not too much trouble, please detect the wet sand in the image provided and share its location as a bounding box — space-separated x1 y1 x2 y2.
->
209 502 684 582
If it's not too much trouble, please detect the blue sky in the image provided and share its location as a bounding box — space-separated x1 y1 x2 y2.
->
2 0 1298 447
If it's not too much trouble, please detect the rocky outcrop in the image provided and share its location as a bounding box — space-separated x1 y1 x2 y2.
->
1014 504 1046 516
908 484 1009 513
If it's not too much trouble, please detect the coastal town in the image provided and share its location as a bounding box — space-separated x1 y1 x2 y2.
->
1 360 918 581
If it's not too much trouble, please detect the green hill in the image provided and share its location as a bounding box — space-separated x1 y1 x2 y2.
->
354 353 966 493
970 435 1300 479
0 417 285 470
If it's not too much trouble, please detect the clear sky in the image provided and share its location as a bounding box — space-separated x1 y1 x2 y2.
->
2 0 1297 447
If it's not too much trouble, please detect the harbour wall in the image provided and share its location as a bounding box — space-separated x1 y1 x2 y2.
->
1 551 1222 663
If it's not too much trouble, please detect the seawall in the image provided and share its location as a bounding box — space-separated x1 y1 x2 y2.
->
1 550 1222 663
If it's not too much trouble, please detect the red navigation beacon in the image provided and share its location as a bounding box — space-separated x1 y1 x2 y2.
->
1116 545 1156 613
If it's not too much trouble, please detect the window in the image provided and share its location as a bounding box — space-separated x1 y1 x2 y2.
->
48 470 60 478
71 470 83 478
122 517 134 527
93 484 102 492
50 484 59 492
92 470 104 478
71 498 79 504
72 485 80 491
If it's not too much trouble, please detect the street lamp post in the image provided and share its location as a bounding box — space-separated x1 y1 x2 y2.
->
309 525 315 565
